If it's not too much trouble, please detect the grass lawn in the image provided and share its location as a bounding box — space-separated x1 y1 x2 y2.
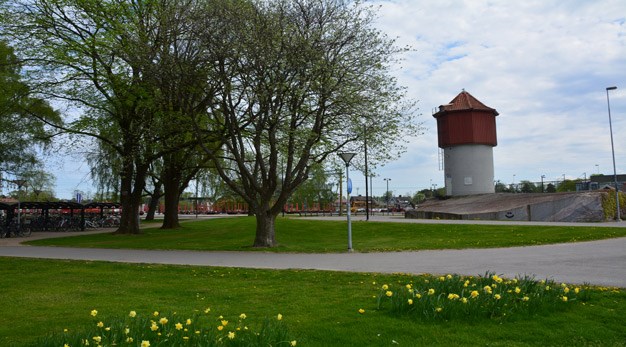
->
0 258 624 346
7 217 626 345
25 216 626 252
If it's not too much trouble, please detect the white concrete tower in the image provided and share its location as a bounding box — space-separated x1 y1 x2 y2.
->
433 91 499 196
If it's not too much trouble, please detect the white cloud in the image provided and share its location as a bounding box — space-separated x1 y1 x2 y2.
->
342 0 626 196
47 0 626 198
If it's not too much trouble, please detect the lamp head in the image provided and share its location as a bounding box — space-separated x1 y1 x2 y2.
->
606 86 617 91
339 152 356 164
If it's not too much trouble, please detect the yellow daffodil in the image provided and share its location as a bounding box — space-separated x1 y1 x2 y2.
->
175 323 183 330
446 274 453 279
125 328 130 335
277 314 283 321
141 340 150 347
561 296 568 302
407 299 413 305
483 285 492 294
564 287 570 294
217 326 224 331
470 290 479 298
239 313 246 320
358 308 365 314
204 308 211 314
438 276 445 282
150 324 159 332
522 296 530 302
461 297 468 304
416 293 422 299
221 320 228 326
90 310 98 317
435 307 442 312
159 317 168 325
405 284 412 290
186 318 192 325
494 294 501 300
428 288 435 295
96 322 104 328
382 284 389 290
129 311 137 318
463 280 470 287
385 291 393 297
515 287 521 294
228 331 235 339
574 287 580 294
153 311 159 317
290 341 297 346
126 337 133 343
92 336 101 343
64 344 70 347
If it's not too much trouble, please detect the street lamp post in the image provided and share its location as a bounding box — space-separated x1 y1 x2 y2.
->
541 175 545 193
339 152 356 252
606 86 620 221
384 178 391 215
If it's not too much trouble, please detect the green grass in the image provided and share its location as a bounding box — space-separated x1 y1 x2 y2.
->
25 216 626 252
0 258 624 346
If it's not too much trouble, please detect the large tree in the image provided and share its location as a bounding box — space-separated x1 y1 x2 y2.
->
194 0 419 247
0 40 60 180
2 0 216 233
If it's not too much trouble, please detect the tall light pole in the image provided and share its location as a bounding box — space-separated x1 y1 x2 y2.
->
541 175 545 193
384 178 391 215
339 152 356 251
606 86 620 221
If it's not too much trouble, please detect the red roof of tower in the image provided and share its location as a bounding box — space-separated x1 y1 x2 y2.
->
434 90 499 115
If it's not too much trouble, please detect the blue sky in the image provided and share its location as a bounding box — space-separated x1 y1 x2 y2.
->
35 0 626 199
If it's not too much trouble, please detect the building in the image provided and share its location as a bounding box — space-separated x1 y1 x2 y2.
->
588 174 626 191
433 90 499 196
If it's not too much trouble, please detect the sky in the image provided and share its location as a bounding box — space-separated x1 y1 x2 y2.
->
33 0 626 200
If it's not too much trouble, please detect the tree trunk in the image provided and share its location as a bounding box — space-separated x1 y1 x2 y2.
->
145 185 162 221
144 196 158 221
162 189 181 229
116 174 141 234
253 209 277 247
161 168 181 229
115 156 148 235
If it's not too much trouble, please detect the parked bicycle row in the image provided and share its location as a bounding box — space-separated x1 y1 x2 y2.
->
0 214 120 236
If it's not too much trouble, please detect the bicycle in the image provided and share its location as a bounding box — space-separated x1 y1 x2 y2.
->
0 221 31 238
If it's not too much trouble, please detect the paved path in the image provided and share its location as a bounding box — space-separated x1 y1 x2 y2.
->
1 216 625 287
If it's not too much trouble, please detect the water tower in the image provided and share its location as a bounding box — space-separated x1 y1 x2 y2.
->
433 90 499 196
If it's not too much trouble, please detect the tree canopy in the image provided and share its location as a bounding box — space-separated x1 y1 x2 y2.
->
0 40 60 181
2 0 420 246
192 0 419 246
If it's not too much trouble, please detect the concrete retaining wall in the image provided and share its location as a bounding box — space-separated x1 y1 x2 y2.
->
406 192 607 222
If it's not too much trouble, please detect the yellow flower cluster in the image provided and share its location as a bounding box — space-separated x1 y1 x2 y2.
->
376 272 585 322
56 308 297 347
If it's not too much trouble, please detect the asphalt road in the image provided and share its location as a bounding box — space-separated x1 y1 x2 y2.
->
1 216 625 287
